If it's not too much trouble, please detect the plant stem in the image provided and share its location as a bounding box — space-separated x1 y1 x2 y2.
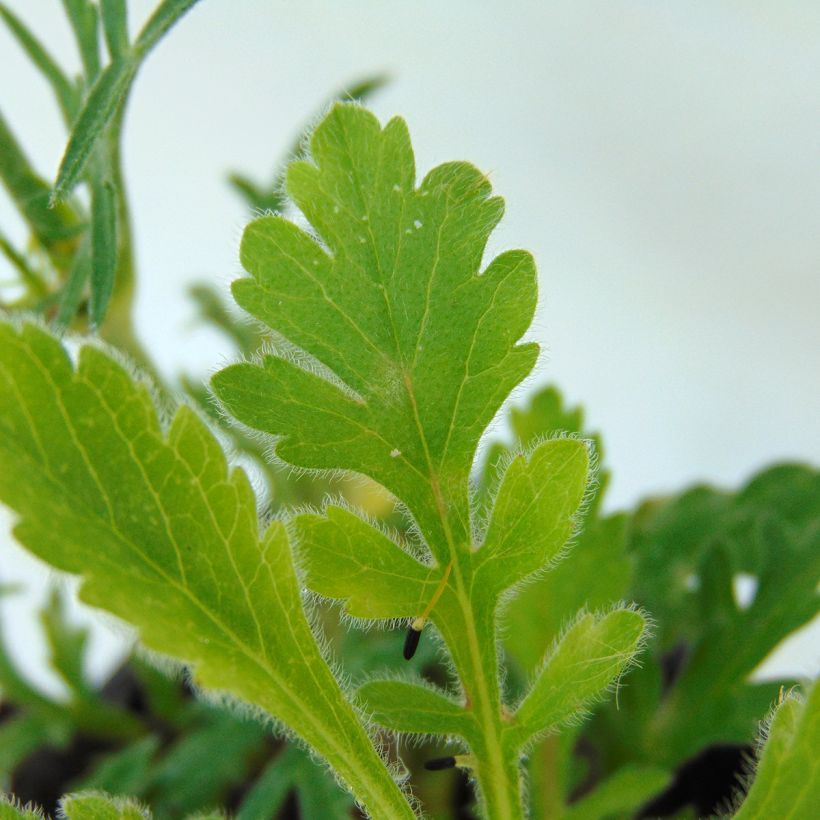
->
435 553 525 819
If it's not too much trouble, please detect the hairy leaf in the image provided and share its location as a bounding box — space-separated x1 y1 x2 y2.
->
512 610 645 746
213 103 539 563
733 683 820 819
213 104 646 818
358 680 473 738
0 322 413 819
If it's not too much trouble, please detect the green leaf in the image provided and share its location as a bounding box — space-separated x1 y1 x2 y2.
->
148 708 266 817
61 0 101 80
134 0 202 57
0 796 42 820
228 73 388 213
60 793 148 820
296 506 440 619
71 737 159 796
53 0 203 201
474 438 589 595
0 322 413 819
237 745 353 820
0 3 78 122
213 104 646 818
0 110 81 248
595 463 820 770
213 104 539 566
733 683 820 819
0 714 55 776
51 57 135 202
90 174 118 328
563 765 672 820
101 0 129 61
512 609 646 746
40 588 92 698
56 235 92 329
358 679 473 737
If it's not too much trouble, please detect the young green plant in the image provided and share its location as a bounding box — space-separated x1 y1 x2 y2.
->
212 102 648 818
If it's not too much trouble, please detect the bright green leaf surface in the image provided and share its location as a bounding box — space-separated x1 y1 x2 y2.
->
475 438 589 594
213 104 645 819
513 610 646 746
733 683 820 819
60 794 148 820
296 506 439 619
358 679 473 738
213 103 539 564
0 796 42 820
0 322 413 820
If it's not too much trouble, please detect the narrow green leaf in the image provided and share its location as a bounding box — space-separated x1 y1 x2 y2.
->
61 0 101 80
237 745 352 820
134 0 202 57
0 3 78 122
53 0 203 201
0 110 79 246
0 714 55 775
0 322 414 820
358 679 472 737
71 737 159 795
296 506 440 619
100 0 129 60
56 234 92 329
40 588 92 698
513 609 647 745
52 58 135 201
235 746 305 820
0 228 47 298
148 710 266 816
475 438 589 594
733 683 820 818
563 765 672 820
90 174 118 327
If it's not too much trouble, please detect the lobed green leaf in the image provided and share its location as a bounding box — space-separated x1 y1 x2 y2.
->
213 103 539 564
0 322 413 819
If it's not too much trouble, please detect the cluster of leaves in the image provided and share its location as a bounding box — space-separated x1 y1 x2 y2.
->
0 586 352 819
0 4 817 814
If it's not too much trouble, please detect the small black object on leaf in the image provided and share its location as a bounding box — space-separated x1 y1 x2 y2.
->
424 756 457 771
403 626 421 660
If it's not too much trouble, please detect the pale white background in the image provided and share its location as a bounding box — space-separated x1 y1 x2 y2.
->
1 1 818 696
